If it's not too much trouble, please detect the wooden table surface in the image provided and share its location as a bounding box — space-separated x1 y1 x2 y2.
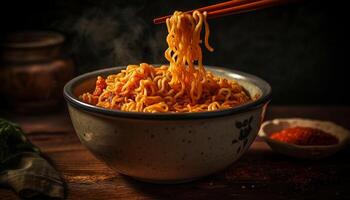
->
1 106 350 199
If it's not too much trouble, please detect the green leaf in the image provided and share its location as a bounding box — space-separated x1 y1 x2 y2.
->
0 118 39 164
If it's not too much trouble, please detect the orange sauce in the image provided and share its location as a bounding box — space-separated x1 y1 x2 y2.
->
270 127 338 146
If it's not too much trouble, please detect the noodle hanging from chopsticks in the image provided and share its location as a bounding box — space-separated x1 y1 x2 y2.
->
80 11 251 112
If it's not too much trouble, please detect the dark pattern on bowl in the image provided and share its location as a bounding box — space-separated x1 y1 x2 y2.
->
235 116 253 154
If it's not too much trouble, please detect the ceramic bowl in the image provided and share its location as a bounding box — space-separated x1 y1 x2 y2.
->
63 66 271 183
259 118 350 159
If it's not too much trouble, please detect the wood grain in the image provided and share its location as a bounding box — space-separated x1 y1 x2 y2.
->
1 106 350 199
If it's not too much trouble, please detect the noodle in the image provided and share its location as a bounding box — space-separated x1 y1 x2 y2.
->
80 11 251 113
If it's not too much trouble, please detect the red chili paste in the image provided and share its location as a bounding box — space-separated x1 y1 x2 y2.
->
270 126 338 146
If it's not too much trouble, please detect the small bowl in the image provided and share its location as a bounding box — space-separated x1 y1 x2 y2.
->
64 65 271 183
259 118 350 159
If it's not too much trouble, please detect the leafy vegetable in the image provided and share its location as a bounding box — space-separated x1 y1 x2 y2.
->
0 118 39 164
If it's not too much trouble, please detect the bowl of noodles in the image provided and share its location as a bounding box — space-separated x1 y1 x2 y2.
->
63 10 271 183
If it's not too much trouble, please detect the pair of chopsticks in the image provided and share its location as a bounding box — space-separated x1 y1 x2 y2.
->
153 0 297 24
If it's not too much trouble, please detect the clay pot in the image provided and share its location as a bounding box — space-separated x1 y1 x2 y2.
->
0 31 74 113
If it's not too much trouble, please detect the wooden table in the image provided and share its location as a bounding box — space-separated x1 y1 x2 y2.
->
1 106 350 199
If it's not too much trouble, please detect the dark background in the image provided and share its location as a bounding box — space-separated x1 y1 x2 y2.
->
1 0 348 105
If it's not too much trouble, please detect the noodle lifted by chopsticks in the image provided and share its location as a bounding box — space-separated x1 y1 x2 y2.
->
80 11 251 112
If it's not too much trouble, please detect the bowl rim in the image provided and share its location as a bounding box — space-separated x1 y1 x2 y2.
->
63 65 272 120
1 31 65 48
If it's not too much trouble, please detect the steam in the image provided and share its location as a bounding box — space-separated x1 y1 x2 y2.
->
56 5 166 72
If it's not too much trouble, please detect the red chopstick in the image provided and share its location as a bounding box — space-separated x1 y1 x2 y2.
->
153 0 295 24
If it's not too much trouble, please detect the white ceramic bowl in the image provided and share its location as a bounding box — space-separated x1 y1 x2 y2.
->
259 118 350 159
64 66 271 183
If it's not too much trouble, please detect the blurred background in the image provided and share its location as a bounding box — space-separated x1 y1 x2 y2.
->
0 0 348 110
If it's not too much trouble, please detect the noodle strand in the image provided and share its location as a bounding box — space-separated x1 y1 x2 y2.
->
80 11 251 113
